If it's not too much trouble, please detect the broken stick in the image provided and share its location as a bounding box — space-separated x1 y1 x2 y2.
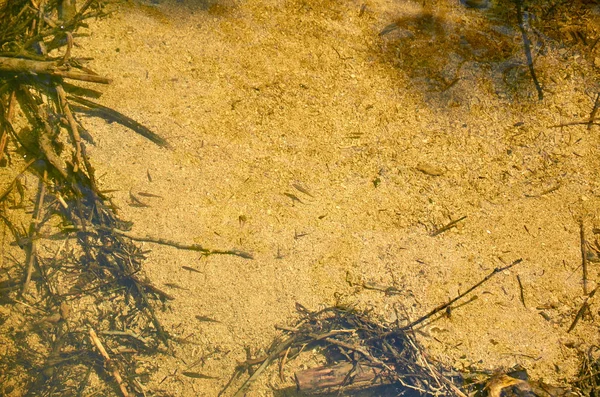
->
295 361 389 394
89 328 130 397
514 0 543 100
0 56 110 84
580 219 588 295
22 170 47 295
401 259 523 330
588 93 600 130
431 216 467 236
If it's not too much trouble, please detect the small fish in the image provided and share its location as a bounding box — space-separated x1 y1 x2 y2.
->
231 250 254 259
138 191 163 198
416 162 445 177
275 246 284 259
380 22 398 36
181 371 218 379
182 266 201 273
359 3 366 17
346 133 363 139
461 0 489 8
129 203 150 208
129 191 150 207
15 178 25 204
430 216 467 237
294 230 309 239
284 192 303 204
195 315 220 323
292 183 314 198
164 283 188 290
363 282 401 296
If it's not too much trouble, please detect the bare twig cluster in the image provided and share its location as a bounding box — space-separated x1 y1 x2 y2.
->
576 346 600 397
0 1 174 395
224 305 465 397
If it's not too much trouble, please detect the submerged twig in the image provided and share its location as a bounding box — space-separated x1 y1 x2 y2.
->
17 87 70 179
550 120 600 128
580 219 588 295
514 0 543 100
0 1 178 394
55 84 84 172
89 328 131 397
589 93 600 130
100 227 253 259
69 95 171 148
131 280 170 346
242 305 467 396
568 287 597 333
0 158 37 202
0 57 111 84
22 170 47 295
431 216 467 236
232 337 296 397
401 259 523 330
516 274 526 308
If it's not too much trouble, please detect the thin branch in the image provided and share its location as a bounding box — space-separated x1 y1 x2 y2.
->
110 228 253 259
68 95 171 148
516 275 526 308
130 279 170 346
18 87 69 178
22 170 47 295
401 259 523 330
568 287 597 333
89 328 131 397
580 219 588 295
0 56 111 84
73 226 254 259
0 158 37 202
589 93 600 130
431 216 467 237
514 0 543 100
232 337 296 397
55 83 83 171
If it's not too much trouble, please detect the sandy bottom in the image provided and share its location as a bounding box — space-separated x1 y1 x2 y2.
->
15 0 600 395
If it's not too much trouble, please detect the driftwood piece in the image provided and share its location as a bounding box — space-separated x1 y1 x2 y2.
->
295 361 390 394
0 56 110 84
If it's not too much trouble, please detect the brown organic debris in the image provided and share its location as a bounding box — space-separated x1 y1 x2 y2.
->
246 305 466 396
0 1 248 395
